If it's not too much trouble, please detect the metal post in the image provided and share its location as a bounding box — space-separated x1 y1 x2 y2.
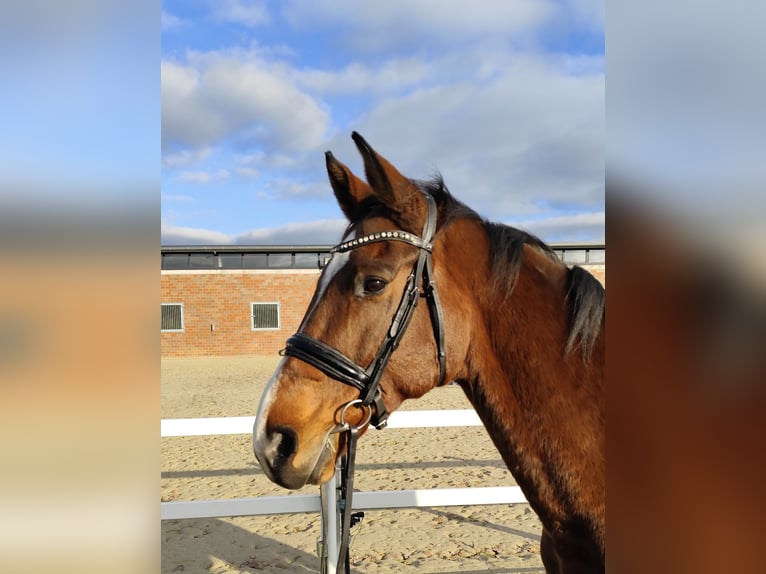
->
319 467 340 574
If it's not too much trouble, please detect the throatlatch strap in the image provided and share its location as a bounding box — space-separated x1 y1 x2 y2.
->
424 254 447 386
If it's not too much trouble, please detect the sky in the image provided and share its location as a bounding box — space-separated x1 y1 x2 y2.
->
161 0 604 246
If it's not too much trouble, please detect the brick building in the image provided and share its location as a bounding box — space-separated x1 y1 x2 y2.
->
161 244 605 357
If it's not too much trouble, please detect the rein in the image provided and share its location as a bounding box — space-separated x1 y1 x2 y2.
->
333 402 366 574
281 192 447 573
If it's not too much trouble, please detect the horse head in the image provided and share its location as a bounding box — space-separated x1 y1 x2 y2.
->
252 133 471 489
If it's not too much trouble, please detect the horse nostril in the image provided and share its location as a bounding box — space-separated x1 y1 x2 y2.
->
271 425 298 461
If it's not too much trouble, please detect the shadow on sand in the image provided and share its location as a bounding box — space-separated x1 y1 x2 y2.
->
162 516 318 573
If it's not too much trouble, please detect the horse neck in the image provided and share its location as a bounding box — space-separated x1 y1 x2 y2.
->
460 242 605 545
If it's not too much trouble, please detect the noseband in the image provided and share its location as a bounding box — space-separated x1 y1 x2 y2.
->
281 192 446 430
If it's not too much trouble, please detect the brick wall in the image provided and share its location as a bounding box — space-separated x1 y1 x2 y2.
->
161 265 604 357
161 270 320 356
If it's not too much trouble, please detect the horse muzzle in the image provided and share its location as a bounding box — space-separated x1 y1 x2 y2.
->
253 423 336 489
252 364 368 489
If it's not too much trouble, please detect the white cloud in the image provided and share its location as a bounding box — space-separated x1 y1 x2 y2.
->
161 193 195 203
236 151 299 169
161 224 233 245
236 219 347 245
161 10 186 31
160 3 604 244
509 211 605 241
162 146 213 168
213 0 271 27
269 178 329 199
284 0 556 51
161 218 348 247
234 166 260 179
298 58 430 96
161 51 330 153
562 0 604 30
176 168 230 184
334 51 603 220
162 211 603 247
161 48 601 235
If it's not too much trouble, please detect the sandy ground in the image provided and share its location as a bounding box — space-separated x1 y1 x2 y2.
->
162 356 544 573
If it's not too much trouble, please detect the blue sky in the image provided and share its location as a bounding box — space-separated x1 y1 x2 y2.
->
161 0 604 245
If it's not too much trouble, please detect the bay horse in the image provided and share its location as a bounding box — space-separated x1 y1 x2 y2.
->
253 132 605 573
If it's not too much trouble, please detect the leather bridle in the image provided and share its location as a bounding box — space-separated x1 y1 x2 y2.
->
281 192 447 430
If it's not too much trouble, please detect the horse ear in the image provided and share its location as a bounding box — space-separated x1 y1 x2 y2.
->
325 151 372 221
351 131 416 208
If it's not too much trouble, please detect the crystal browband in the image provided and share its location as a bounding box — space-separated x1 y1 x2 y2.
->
330 230 433 254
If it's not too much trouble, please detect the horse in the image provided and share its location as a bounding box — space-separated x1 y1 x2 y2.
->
253 132 605 573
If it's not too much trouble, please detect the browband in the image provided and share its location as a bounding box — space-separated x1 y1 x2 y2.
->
331 230 432 254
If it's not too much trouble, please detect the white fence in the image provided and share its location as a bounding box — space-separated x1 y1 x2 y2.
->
161 410 527 573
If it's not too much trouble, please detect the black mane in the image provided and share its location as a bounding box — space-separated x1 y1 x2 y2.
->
420 178 604 360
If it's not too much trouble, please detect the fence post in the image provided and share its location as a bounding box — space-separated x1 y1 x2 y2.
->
319 466 340 574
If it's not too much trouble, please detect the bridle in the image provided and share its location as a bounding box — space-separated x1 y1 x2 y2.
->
281 191 447 430
280 192 447 574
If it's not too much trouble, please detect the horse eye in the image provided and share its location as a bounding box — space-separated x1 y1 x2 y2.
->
363 277 387 293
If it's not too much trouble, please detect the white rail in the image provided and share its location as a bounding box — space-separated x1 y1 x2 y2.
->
160 409 483 437
160 486 526 520
161 410 527 573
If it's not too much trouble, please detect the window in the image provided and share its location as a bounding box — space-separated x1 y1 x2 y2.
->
267 253 292 268
252 302 279 330
189 253 216 269
218 253 243 269
294 252 320 269
162 253 189 270
243 253 269 268
161 303 184 331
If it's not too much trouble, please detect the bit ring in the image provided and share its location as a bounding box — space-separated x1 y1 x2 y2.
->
338 399 372 430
